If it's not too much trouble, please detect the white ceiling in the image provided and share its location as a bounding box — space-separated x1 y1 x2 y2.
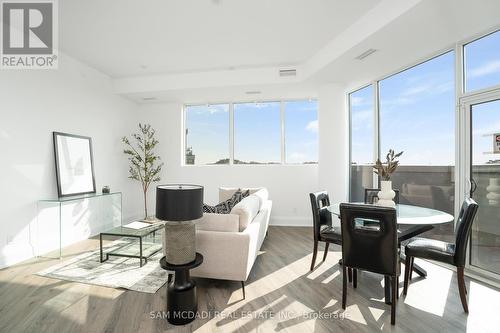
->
60 0 380 78
58 0 500 103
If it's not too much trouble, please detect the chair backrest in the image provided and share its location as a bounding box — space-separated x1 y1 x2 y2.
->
340 203 398 275
364 188 400 204
309 191 332 241
454 198 479 266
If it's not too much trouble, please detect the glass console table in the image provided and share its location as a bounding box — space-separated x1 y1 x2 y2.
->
37 192 122 258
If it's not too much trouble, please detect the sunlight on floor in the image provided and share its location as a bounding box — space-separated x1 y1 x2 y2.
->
467 281 500 332
344 304 367 325
403 260 452 316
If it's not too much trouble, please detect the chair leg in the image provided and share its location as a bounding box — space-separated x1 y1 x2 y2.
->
241 281 246 300
403 255 411 296
342 265 347 309
391 276 397 325
353 269 357 288
348 267 353 283
310 241 318 271
322 242 330 262
409 257 414 281
457 267 468 313
396 275 399 299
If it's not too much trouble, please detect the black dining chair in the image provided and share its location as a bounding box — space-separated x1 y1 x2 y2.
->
364 188 400 204
403 198 478 313
309 192 342 271
340 203 400 325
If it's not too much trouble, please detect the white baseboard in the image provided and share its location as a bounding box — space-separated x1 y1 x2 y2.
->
270 216 311 227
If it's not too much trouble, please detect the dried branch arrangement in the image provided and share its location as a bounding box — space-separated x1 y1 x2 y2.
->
373 149 403 181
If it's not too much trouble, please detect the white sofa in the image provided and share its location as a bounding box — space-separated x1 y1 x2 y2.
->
172 187 272 284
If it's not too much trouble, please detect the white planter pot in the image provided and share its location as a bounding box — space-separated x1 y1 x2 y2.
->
377 180 396 207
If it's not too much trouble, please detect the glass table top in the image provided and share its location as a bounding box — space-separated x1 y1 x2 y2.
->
102 222 165 237
327 203 454 225
39 192 121 203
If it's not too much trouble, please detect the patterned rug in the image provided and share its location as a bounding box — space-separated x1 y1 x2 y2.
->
36 238 168 293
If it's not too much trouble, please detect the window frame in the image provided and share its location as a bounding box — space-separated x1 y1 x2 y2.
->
183 98 318 166
347 26 500 285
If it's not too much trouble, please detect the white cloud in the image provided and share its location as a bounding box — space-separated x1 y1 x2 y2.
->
306 120 318 133
469 60 500 78
351 96 365 107
288 152 306 163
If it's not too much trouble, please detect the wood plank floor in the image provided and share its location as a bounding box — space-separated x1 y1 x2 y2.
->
1 226 499 332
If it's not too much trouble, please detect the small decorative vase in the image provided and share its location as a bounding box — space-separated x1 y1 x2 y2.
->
486 178 500 206
102 186 110 194
377 180 396 207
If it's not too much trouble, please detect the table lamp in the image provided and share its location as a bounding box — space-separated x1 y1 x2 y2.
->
156 184 203 265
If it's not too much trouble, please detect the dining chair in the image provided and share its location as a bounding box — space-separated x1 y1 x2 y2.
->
403 198 478 313
309 192 342 271
340 203 400 325
364 188 400 204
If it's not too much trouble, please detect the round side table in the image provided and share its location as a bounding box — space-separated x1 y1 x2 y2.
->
160 253 203 326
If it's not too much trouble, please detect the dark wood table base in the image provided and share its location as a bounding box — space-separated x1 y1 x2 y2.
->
160 254 204 326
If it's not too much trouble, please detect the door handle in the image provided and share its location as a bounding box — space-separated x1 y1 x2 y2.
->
470 178 478 195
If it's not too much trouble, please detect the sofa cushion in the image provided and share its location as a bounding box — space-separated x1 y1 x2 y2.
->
230 194 261 231
219 187 262 203
195 213 239 232
203 189 250 214
252 188 269 208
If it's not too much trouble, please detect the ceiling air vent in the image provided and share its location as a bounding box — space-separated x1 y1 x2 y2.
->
355 48 377 60
245 90 261 95
279 69 296 77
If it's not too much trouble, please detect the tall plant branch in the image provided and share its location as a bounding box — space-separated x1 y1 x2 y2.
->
122 124 164 219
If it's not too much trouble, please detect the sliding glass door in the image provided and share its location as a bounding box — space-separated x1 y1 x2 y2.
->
463 92 500 276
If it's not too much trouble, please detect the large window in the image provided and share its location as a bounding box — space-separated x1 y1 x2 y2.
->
349 86 375 201
184 99 318 165
234 102 281 164
379 51 456 241
464 30 500 92
349 52 456 241
184 104 230 165
284 100 318 164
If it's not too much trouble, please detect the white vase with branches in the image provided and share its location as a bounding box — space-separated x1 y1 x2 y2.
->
373 149 403 207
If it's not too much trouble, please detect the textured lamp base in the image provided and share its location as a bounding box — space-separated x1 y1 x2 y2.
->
164 221 196 265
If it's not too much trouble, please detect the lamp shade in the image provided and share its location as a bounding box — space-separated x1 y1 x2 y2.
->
156 184 203 221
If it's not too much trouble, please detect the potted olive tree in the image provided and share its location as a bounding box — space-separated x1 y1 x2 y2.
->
373 149 403 207
122 124 164 220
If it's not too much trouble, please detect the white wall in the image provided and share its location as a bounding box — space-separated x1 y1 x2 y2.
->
139 103 321 226
0 54 143 268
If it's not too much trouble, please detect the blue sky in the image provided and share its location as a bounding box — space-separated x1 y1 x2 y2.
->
185 100 317 164
185 104 229 164
351 29 500 166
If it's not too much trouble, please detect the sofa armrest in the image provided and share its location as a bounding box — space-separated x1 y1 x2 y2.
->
195 213 239 232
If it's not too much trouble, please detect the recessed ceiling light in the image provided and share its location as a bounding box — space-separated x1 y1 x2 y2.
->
245 90 261 95
142 97 156 101
355 49 377 60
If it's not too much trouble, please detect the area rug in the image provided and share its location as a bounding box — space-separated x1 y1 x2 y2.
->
36 238 168 293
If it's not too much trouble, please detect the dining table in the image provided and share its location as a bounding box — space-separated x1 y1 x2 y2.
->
327 202 454 304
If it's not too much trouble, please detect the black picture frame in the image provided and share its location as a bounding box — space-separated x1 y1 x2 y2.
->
53 132 96 197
